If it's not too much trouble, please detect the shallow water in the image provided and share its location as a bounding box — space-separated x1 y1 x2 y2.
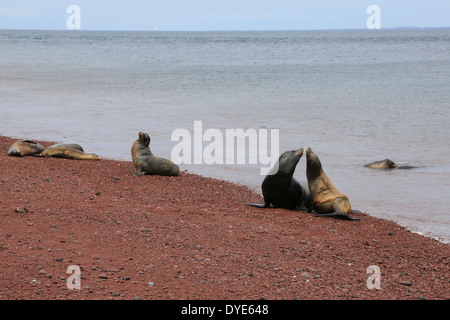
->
1 29 449 243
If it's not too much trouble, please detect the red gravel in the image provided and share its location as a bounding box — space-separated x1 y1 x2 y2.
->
0 136 448 300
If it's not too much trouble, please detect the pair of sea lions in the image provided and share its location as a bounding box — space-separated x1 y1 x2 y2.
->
8 140 99 160
246 146 358 221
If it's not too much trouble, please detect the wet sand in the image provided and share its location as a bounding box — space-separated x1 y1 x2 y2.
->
0 136 448 300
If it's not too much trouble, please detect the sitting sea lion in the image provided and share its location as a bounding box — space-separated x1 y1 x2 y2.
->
48 143 84 152
305 147 359 221
38 147 100 160
8 140 45 157
131 132 179 176
364 159 418 170
245 148 310 211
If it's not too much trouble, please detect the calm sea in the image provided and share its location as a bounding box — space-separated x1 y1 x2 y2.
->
1 29 449 243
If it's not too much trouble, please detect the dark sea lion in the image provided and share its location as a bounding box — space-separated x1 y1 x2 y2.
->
364 159 418 170
131 132 179 176
38 147 100 160
245 148 310 211
364 159 397 169
48 143 84 152
8 140 45 157
305 147 359 221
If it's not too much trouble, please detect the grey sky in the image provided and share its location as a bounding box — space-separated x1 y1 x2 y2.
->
1 0 449 31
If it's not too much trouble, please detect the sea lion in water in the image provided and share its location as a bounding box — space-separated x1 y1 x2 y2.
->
364 159 397 169
305 147 359 221
8 140 45 157
131 132 179 176
364 159 418 170
38 147 100 160
48 143 84 152
245 148 310 211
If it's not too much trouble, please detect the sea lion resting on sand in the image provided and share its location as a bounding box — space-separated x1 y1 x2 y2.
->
48 143 84 152
364 159 417 170
38 147 100 160
245 148 310 211
305 147 359 221
8 140 45 157
131 132 179 176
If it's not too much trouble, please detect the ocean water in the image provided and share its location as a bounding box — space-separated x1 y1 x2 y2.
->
1 29 449 243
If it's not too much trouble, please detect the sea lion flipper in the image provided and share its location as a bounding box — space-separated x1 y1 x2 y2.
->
48 152 66 158
133 170 144 177
314 211 359 220
244 203 269 208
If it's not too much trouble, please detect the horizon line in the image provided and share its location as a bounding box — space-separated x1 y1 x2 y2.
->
1 26 450 33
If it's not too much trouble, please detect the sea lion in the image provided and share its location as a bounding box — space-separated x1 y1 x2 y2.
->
131 132 179 176
305 147 359 221
364 159 397 169
8 140 45 157
245 148 311 211
38 147 100 160
48 143 84 152
364 159 418 170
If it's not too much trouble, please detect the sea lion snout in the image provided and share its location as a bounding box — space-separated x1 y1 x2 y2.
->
138 132 150 144
295 148 304 157
8 148 20 157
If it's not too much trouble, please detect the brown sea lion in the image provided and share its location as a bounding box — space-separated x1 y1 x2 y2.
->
364 159 397 169
245 148 311 211
305 147 359 221
8 140 45 157
364 159 418 170
131 132 179 176
48 143 84 152
38 147 100 160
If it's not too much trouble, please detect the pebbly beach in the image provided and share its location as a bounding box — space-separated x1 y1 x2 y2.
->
0 135 448 300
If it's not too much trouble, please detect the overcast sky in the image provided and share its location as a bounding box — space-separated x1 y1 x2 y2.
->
1 0 449 31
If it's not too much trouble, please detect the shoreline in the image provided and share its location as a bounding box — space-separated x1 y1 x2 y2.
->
1 136 448 300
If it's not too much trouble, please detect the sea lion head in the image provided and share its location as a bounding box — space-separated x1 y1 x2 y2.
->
276 147 303 176
304 146 322 176
364 159 398 169
138 132 151 146
382 159 397 168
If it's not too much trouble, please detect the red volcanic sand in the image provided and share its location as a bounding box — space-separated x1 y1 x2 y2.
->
0 136 448 300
